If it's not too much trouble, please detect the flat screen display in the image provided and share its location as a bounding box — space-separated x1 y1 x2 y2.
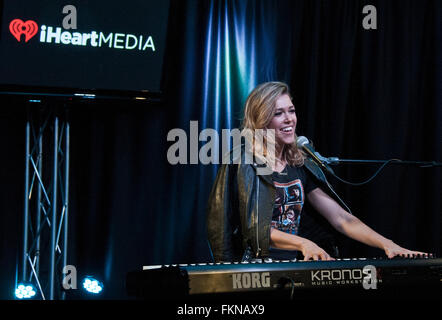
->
0 0 170 95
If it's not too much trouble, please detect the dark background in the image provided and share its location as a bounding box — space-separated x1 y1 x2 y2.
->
0 0 440 300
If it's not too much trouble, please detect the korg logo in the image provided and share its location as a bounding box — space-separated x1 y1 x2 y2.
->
9 19 38 42
8 18 156 52
232 272 271 289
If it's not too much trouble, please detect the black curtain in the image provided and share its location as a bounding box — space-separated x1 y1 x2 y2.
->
1 0 440 299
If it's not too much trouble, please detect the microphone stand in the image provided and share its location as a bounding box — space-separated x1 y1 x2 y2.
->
317 156 441 188
305 148 441 212
327 158 442 168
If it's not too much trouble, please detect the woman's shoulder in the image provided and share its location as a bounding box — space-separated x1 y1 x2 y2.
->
299 158 328 184
221 144 265 168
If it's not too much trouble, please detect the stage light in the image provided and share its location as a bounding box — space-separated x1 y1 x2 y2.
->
82 277 103 294
15 283 36 299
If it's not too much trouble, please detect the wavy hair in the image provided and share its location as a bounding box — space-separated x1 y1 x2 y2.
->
241 81 304 167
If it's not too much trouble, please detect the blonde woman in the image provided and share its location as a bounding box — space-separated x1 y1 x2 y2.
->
207 81 426 262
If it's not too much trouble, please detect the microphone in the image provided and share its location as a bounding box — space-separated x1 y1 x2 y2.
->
296 136 336 174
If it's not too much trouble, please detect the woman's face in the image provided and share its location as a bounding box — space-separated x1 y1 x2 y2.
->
266 94 297 147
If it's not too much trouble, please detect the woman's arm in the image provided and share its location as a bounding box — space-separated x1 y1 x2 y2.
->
270 227 334 261
307 187 427 258
207 164 240 262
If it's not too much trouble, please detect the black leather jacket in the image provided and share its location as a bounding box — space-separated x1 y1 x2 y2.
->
207 153 338 262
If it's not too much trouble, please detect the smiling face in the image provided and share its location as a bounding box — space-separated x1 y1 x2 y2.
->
266 94 297 148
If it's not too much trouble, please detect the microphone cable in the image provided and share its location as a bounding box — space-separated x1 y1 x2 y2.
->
327 158 402 187
314 164 353 215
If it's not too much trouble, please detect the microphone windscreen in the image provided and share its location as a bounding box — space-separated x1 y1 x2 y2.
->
296 136 309 148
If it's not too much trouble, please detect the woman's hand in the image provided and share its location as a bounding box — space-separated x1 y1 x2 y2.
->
383 240 429 259
300 239 335 261
269 228 334 260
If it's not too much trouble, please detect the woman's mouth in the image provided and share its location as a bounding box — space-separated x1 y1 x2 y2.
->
280 126 293 134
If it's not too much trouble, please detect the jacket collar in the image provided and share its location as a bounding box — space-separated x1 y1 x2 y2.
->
251 162 274 186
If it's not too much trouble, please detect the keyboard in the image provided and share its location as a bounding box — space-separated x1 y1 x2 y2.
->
126 257 442 298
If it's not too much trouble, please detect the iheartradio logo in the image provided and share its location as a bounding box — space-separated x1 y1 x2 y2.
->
9 19 38 42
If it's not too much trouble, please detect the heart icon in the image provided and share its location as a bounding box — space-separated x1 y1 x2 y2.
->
9 19 38 42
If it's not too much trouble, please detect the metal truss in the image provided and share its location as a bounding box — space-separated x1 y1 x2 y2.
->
21 104 70 300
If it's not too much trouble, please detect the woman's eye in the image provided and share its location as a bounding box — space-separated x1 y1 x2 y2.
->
290 109 296 113
274 112 282 116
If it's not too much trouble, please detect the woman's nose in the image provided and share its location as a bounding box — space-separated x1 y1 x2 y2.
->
283 112 295 122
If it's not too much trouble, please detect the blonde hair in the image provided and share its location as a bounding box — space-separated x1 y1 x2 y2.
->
241 81 304 167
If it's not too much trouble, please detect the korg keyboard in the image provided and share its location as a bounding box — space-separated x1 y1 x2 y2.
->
126 257 441 299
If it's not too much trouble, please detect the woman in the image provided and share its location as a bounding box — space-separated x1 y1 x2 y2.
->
207 81 426 262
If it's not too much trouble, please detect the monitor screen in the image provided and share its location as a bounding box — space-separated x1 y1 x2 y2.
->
0 0 170 95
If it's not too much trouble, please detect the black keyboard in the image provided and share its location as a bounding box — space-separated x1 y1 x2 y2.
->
127 257 441 297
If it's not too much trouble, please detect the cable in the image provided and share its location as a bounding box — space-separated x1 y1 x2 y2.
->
278 277 296 300
314 163 353 214
324 177 353 215
328 159 402 187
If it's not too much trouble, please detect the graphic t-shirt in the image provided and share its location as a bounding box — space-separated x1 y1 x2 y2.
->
269 165 318 259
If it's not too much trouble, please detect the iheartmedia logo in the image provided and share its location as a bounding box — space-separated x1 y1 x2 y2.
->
9 19 38 42
9 18 156 51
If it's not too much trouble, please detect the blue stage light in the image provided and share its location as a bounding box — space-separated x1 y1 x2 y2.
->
82 277 103 294
15 283 36 299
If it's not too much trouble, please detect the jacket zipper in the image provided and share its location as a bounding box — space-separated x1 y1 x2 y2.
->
255 176 261 257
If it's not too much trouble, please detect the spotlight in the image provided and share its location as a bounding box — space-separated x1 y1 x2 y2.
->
15 283 37 299
82 277 103 294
